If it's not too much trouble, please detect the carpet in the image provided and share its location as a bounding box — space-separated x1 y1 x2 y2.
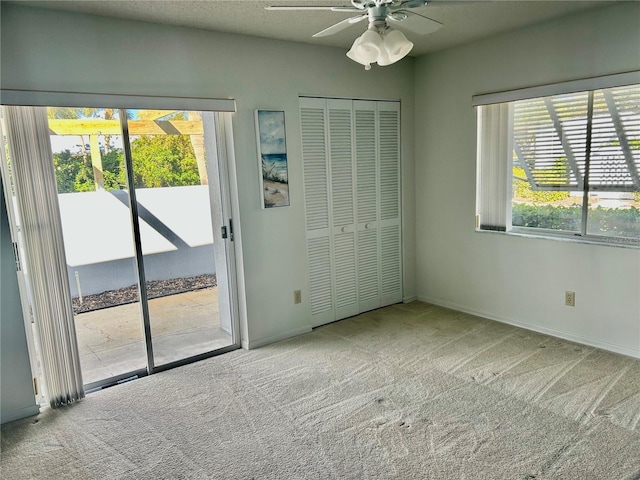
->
2 302 640 479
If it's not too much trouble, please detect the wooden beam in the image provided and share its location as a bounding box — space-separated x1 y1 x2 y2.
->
129 119 205 134
48 119 203 136
187 111 208 185
89 134 104 190
136 110 178 120
49 120 122 135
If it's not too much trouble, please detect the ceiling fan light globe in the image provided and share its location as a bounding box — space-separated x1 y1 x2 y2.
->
347 37 370 66
346 50 369 66
384 29 414 63
377 41 392 66
354 29 383 63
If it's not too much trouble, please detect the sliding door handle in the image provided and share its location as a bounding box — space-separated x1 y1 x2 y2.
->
221 220 234 241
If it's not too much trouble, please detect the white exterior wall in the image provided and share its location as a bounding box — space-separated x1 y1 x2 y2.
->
57 187 217 296
414 2 640 357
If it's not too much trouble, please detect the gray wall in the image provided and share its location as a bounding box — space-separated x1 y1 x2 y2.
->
1 180 39 424
414 2 640 357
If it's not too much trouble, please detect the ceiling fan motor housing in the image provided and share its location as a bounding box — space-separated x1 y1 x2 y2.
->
368 5 390 24
351 0 382 9
351 0 425 9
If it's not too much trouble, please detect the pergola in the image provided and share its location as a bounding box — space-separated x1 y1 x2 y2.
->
47 110 207 189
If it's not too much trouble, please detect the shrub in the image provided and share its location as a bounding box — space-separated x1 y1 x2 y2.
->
512 167 570 203
512 204 581 230
512 203 640 238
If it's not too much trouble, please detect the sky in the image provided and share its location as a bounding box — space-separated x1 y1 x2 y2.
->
257 110 286 155
50 135 124 154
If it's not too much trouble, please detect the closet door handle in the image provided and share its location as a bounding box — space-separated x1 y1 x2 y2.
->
365 223 371 230
341 226 347 233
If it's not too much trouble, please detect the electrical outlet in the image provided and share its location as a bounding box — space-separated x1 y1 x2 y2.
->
565 291 575 307
294 290 302 304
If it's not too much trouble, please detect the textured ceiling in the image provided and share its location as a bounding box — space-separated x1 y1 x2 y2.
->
13 0 614 55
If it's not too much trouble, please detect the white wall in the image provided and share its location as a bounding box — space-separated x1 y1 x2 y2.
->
414 2 640 357
0 4 416 350
1 181 40 424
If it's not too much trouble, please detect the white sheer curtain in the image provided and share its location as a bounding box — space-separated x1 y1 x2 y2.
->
3 106 84 407
476 103 513 231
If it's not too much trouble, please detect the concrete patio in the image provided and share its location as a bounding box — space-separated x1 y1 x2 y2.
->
74 287 232 385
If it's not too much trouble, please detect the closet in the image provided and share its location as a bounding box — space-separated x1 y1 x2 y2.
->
300 97 402 327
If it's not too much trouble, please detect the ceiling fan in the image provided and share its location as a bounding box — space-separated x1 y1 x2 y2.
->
266 0 443 69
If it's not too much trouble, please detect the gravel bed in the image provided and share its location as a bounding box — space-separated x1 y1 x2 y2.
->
72 274 216 314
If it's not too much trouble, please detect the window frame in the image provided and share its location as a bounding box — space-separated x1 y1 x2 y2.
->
474 72 640 248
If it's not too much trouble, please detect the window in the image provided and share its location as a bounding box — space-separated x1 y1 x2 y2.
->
476 76 640 246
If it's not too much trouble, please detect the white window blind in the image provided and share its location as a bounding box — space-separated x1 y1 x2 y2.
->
513 85 640 192
476 103 512 231
590 86 640 190
476 74 640 243
2 106 85 407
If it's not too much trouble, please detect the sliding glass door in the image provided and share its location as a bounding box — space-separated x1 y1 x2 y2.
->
48 108 149 385
2 104 239 389
125 109 234 367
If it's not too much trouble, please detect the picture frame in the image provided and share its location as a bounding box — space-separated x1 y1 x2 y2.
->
255 109 290 208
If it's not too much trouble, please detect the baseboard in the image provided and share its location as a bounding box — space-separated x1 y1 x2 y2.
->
403 295 418 304
243 326 313 350
1 404 40 425
416 296 640 359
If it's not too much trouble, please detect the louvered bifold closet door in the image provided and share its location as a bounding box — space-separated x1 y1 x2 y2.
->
377 102 403 306
301 98 334 326
301 97 403 327
354 101 381 313
328 99 359 321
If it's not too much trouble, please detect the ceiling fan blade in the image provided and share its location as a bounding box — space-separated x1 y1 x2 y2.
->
389 0 429 9
330 6 365 12
387 10 443 36
266 6 362 12
313 14 367 38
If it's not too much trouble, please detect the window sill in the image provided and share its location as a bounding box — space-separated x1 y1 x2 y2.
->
476 227 640 250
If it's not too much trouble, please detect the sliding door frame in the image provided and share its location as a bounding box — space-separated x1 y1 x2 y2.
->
1 89 243 394
0 135 48 404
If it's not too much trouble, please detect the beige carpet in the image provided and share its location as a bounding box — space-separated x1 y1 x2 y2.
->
2 302 640 479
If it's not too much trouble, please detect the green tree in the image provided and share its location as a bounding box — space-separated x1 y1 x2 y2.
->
102 150 127 190
53 149 125 193
129 135 199 188
53 150 84 193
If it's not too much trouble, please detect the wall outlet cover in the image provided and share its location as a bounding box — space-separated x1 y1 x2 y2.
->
565 291 575 307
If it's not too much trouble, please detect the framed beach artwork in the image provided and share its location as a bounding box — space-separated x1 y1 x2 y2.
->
255 110 290 208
